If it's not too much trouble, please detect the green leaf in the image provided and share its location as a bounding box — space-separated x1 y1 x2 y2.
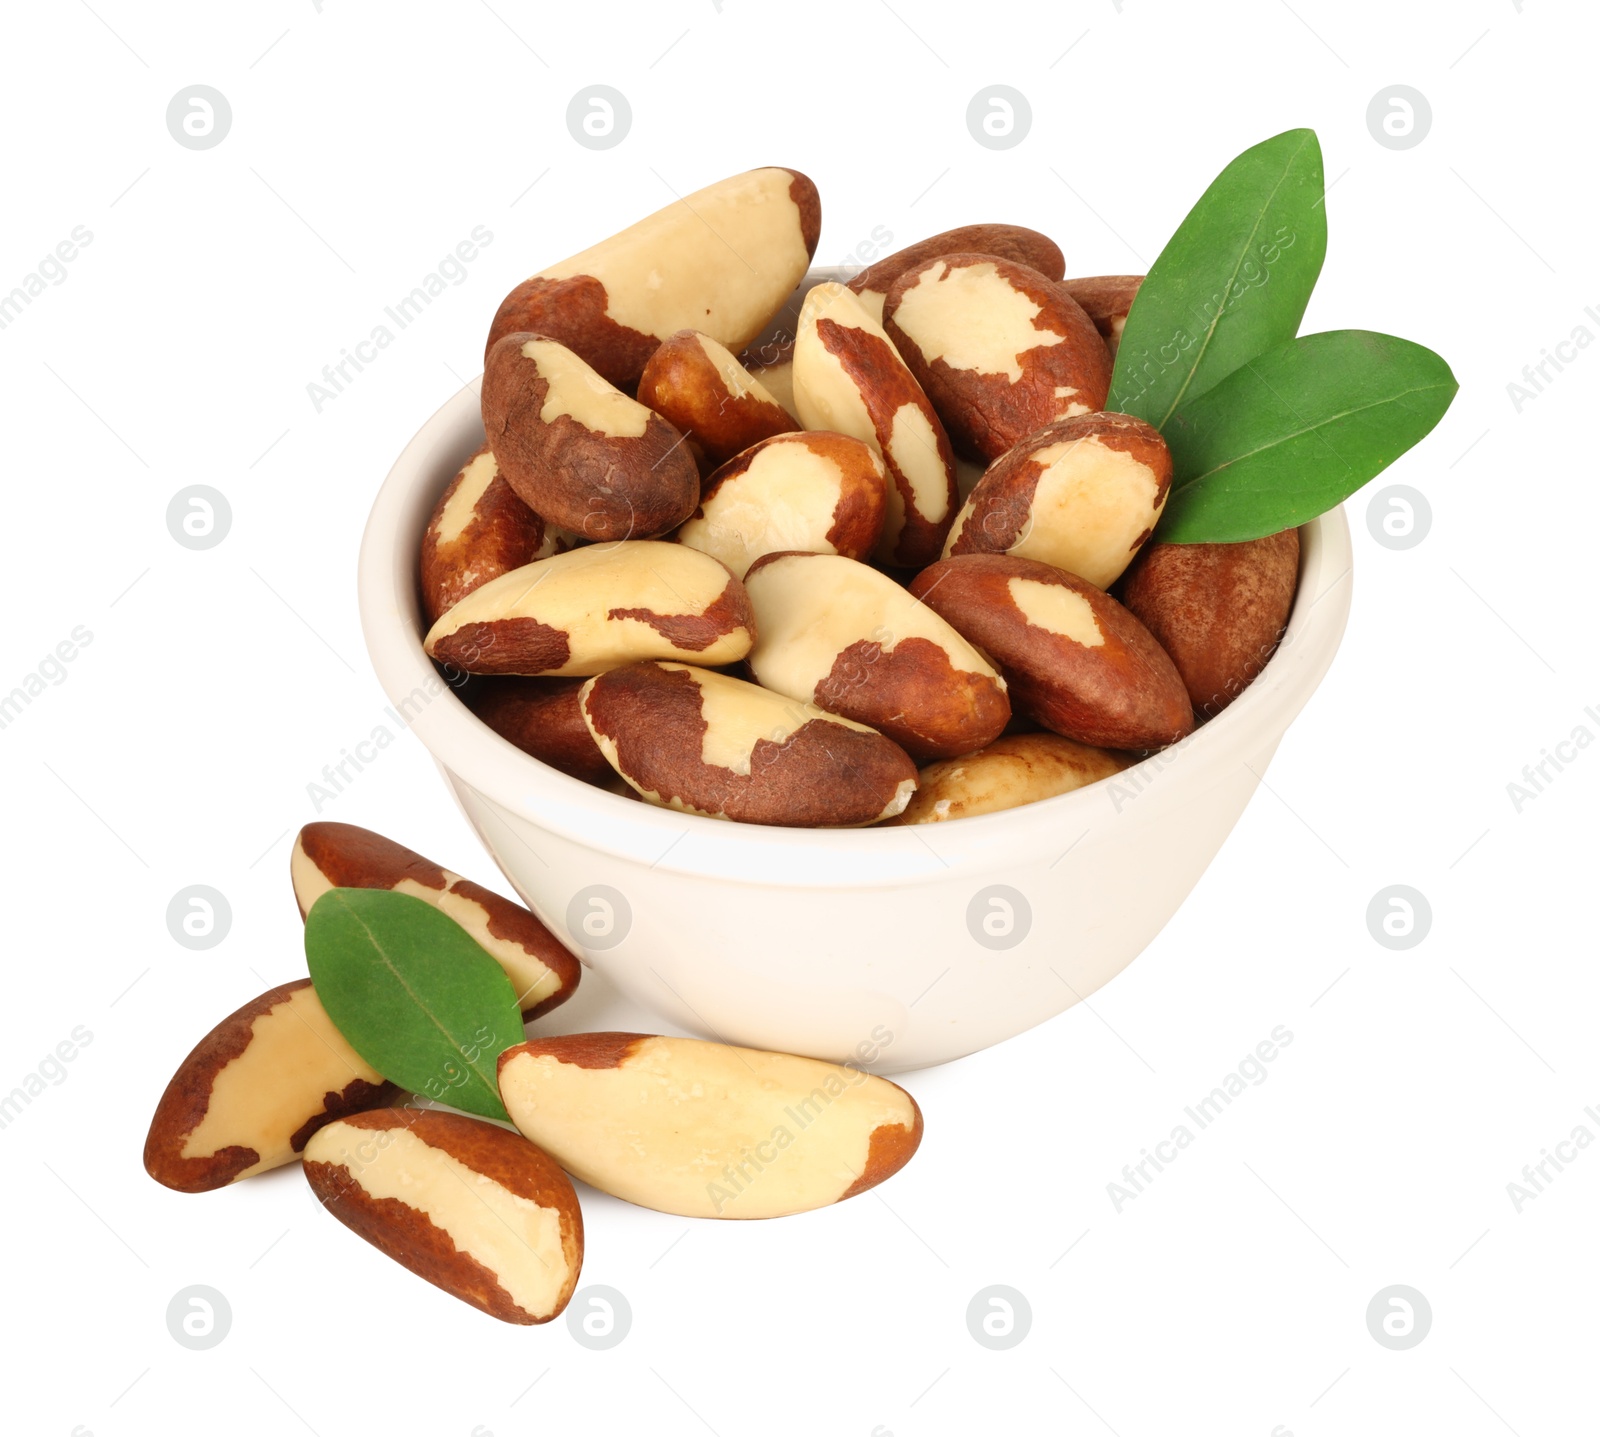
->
1109 128 1327 429
304 888 524 1120
1158 329 1459 543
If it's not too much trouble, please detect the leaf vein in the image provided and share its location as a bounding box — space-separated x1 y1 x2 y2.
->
1158 131 1316 428
340 896 504 1111
1179 381 1455 486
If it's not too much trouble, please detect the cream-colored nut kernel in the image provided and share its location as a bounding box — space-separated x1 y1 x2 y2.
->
742 344 798 419
526 338 650 436
420 445 575 625
291 823 579 1019
676 431 887 578
792 282 958 568
486 167 821 388
305 1110 583 1325
482 334 700 542
637 330 796 468
887 732 1133 824
893 258 1065 384
846 223 1066 325
579 662 918 827
884 254 1111 460
498 1034 922 1219
1007 576 1106 649
744 552 1009 762
423 540 755 677
942 411 1172 589
143 980 392 1193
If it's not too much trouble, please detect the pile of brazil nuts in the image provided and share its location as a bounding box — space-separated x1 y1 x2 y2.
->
420 167 1302 825
144 822 922 1323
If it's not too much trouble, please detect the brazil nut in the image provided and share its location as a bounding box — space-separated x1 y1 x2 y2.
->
744 551 1009 762
909 554 1194 750
579 661 918 826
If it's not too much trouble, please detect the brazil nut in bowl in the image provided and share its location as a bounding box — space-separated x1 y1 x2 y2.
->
359 140 1456 1073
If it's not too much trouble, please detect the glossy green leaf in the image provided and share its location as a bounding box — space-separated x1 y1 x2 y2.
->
1158 329 1459 543
1110 128 1327 428
304 888 524 1120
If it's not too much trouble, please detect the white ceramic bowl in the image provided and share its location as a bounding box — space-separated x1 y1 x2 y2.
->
358 288 1353 1074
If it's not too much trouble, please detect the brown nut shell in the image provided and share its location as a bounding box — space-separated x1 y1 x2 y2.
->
884 253 1111 461
1061 275 1143 359
498 1034 922 1219
1118 529 1301 718
482 333 700 542
887 731 1132 825
847 223 1065 324
942 411 1171 589
579 661 917 826
419 446 574 625
485 167 821 387
462 676 612 785
637 330 796 467
144 980 393 1193
291 823 579 1019
745 551 1009 762
677 432 887 579
909 554 1194 751
304 1109 583 1325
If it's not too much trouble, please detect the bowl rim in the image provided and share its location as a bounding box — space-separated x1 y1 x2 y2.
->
358 349 1353 888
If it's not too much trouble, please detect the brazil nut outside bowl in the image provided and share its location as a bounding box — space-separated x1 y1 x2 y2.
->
357 276 1354 1074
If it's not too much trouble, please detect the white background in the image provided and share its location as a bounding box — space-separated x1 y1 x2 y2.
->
2 1 1595 1433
